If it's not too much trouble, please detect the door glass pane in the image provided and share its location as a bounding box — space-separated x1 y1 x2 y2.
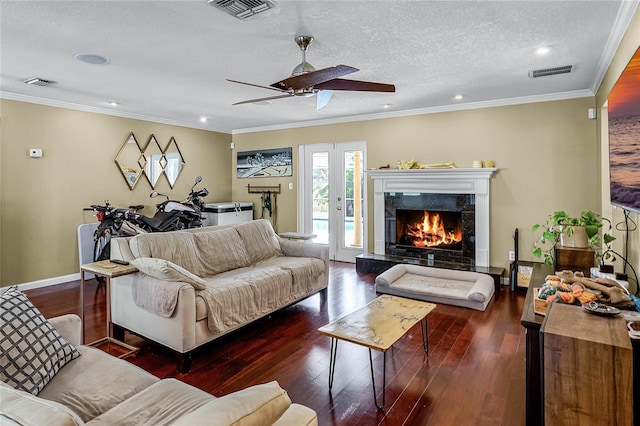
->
312 152 329 244
344 150 363 248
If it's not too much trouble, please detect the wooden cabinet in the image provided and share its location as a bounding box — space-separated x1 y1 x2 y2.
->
541 303 633 425
521 264 635 425
555 246 595 276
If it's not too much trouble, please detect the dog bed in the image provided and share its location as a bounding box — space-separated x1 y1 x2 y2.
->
375 264 495 311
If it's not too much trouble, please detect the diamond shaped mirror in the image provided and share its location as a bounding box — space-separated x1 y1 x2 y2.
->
142 134 163 189
115 132 143 190
164 137 185 188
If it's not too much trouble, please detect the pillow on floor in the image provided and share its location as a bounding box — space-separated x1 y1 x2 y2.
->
0 286 81 395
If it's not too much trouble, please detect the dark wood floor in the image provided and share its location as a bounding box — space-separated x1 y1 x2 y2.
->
25 262 528 425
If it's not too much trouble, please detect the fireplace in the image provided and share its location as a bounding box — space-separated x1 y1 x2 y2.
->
386 192 475 265
396 209 462 249
367 168 496 267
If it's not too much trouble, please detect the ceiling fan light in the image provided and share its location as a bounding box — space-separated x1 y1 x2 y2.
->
292 61 316 76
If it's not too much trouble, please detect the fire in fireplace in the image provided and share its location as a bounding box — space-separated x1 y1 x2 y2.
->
396 209 462 250
384 192 475 265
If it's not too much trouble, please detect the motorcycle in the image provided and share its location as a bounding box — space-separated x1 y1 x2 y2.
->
84 202 147 281
138 176 208 232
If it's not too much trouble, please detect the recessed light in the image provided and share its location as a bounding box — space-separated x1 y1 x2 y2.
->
454 94 463 101
383 104 392 109
109 101 119 106
199 117 207 123
74 53 110 65
536 46 550 55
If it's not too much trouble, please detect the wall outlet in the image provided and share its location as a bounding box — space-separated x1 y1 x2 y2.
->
29 148 43 158
508 250 516 261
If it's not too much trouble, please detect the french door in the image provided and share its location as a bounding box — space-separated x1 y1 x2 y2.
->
299 142 367 262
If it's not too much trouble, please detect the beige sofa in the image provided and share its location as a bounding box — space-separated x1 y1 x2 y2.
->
1 314 317 425
110 219 329 372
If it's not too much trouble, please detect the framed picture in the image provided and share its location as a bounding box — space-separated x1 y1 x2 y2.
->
237 147 293 178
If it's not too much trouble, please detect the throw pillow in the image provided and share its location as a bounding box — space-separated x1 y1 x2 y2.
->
0 287 81 395
130 257 207 290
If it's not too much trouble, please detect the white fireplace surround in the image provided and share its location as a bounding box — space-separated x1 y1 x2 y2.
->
367 168 497 267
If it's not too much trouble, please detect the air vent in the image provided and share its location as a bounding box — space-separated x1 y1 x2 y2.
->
23 77 56 87
528 65 573 78
208 0 276 20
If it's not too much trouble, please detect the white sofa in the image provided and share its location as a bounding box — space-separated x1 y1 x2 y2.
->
110 219 329 372
1 314 318 426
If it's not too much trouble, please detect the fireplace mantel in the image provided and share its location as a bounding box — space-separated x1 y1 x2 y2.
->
367 168 497 267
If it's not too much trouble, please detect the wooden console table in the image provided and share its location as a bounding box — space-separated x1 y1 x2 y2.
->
521 263 635 425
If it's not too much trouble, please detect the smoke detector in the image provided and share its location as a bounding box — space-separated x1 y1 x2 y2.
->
208 0 276 20
528 65 573 78
23 77 56 87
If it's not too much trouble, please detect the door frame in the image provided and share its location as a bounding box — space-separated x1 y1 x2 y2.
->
297 141 368 262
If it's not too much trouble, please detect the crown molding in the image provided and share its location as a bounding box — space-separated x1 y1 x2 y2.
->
232 89 595 134
590 0 640 94
1 88 594 136
0 92 221 133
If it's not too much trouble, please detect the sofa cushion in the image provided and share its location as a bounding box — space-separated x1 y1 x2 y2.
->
193 227 250 275
130 257 207 290
173 381 291 426
0 382 84 426
200 266 293 334
0 287 81 395
234 220 283 264
86 379 212 426
256 257 326 297
38 346 158 422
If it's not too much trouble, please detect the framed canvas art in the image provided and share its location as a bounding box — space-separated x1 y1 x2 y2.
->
237 147 293 178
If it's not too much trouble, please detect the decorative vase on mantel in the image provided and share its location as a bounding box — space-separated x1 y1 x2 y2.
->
559 225 589 248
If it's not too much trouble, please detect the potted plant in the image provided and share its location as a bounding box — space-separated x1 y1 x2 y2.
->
531 210 615 265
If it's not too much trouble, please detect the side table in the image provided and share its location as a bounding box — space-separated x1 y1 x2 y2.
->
80 260 139 358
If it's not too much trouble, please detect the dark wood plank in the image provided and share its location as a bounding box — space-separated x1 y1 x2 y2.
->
25 262 526 425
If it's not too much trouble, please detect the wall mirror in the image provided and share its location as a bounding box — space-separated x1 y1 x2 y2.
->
114 132 144 190
142 134 164 189
164 137 185 188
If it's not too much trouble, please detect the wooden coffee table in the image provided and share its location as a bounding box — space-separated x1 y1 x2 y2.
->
318 295 436 409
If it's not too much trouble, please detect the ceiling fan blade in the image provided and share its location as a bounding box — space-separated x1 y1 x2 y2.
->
315 78 396 92
232 94 294 106
227 79 287 93
317 90 333 110
271 65 359 90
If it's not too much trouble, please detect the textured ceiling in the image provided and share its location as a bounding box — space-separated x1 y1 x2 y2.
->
1 1 637 134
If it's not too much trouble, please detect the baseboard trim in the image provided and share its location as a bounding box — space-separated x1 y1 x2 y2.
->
14 273 80 291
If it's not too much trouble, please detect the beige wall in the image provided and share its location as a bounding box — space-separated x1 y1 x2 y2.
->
232 97 601 273
596 8 640 282
0 100 231 286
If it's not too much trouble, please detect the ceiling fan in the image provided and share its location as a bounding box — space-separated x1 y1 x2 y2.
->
227 35 395 110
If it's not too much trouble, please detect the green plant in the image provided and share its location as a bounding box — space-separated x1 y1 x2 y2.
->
531 210 615 265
